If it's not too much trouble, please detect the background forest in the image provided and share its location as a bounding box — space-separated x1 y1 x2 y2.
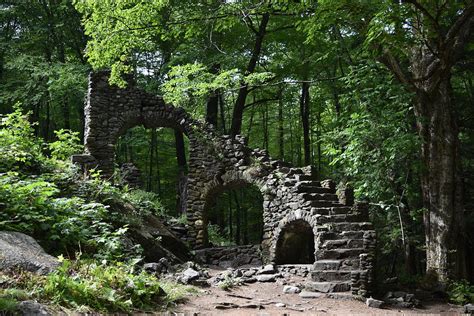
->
1 0 474 311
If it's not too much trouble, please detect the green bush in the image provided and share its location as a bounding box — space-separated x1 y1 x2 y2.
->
122 189 166 217
49 129 83 161
0 106 45 172
207 224 234 247
448 280 474 305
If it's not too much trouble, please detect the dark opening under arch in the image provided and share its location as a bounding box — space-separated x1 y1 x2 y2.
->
275 219 315 264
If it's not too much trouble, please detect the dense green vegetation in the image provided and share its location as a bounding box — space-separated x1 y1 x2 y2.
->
0 107 195 312
0 0 473 311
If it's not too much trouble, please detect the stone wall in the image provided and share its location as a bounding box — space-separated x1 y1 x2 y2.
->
73 71 377 295
194 245 262 268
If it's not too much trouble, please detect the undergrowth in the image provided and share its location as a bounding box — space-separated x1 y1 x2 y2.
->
0 259 196 313
448 280 474 305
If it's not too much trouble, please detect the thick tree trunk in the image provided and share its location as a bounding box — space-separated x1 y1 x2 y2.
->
230 13 270 136
415 77 466 282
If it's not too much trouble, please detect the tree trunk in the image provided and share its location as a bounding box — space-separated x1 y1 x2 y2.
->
262 103 269 150
219 90 227 133
147 128 157 191
299 81 311 166
206 63 220 127
415 77 466 282
175 130 187 215
278 88 284 159
230 13 270 136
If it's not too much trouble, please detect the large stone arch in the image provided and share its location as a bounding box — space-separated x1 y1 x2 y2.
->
74 71 377 295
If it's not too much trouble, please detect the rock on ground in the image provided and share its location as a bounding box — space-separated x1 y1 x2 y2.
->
283 285 301 294
255 274 276 282
299 291 324 299
18 300 51 315
366 297 384 309
464 303 474 314
0 231 59 274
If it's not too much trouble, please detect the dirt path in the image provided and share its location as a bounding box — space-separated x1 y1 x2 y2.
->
173 269 463 315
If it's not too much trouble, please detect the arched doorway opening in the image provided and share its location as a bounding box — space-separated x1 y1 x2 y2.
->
204 183 264 247
116 125 189 215
275 219 315 264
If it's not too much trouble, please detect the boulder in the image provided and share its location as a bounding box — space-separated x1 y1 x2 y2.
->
464 303 474 314
0 231 59 274
366 297 384 309
178 267 201 284
106 199 192 264
257 264 276 275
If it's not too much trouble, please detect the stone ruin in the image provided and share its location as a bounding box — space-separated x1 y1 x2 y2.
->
73 71 376 296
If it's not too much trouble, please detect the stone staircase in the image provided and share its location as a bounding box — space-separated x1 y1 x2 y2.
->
289 172 376 296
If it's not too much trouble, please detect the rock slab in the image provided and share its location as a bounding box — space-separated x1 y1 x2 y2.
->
0 231 59 274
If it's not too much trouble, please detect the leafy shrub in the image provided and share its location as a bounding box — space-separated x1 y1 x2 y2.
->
207 224 234 247
448 280 474 305
0 172 131 260
122 189 166 217
0 105 45 172
217 275 242 290
49 129 83 161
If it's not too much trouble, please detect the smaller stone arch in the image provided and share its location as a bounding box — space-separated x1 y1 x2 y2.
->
200 169 270 247
271 210 318 264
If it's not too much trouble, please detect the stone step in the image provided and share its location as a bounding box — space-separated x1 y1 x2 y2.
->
320 238 364 250
306 200 341 208
312 259 360 271
300 193 339 201
317 214 364 224
295 185 332 194
304 281 351 293
294 174 319 182
316 248 366 260
311 269 358 282
326 222 373 232
311 206 353 216
317 230 375 240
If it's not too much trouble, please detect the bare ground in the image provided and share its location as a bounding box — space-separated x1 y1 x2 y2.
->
172 268 464 316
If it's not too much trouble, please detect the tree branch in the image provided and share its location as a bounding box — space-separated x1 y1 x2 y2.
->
405 0 441 33
442 2 474 68
378 48 415 89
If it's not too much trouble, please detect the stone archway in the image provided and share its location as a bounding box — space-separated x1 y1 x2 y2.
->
201 170 268 248
270 210 319 264
74 71 377 295
274 219 315 264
